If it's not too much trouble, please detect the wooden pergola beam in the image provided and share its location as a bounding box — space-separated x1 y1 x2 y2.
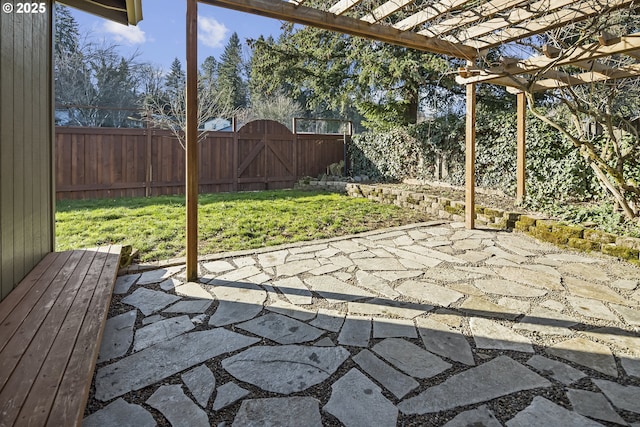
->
526 64 640 91
457 32 640 85
393 0 468 31
329 0 363 16
185 0 198 281
445 0 575 45
361 0 415 24
465 0 636 49
202 0 477 59
419 0 526 38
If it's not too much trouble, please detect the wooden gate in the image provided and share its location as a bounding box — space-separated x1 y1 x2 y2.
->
235 120 297 191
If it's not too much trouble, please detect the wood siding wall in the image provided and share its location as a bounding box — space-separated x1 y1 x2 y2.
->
55 121 347 200
0 3 54 300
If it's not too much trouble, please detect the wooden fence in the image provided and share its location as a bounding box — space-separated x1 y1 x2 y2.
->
55 120 348 200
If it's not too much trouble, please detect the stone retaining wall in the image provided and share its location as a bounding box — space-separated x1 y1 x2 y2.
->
296 179 640 265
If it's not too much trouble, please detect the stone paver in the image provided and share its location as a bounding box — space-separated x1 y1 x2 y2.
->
546 337 618 377
399 356 550 414
567 296 618 321
566 389 627 425
181 364 215 408
373 338 450 379
470 317 534 353
515 307 578 335
174 282 214 300
266 298 317 321
276 259 321 276
495 267 562 290
396 280 464 307
506 396 604 427
443 405 502 427
610 303 640 326
338 315 372 347
526 355 586 385
146 385 209 427
353 257 409 271
460 296 522 320
122 288 180 316
355 271 400 298
137 266 182 285
237 312 324 344
133 315 195 351
159 277 181 291
474 278 548 298
309 308 345 332
95 329 259 401
584 327 640 357
113 274 140 295
593 379 640 414
349 298 429 319
212 382 250 411
87 222 640 426
222 345 349 394
304 276 374 303
324 368 398 427
353 350 419 399
98 310 136 363
620 355 640 378
201 260 234 273
83 398 155 427
207 281 266 327
163 299 212 314
234 397 322 427
272 276 313 305
372 317 417 338
564 277 627 305
416 317 475 365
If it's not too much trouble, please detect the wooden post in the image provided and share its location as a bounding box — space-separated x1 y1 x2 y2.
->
516 91 526 203
185 0 198 281
465 82 476 229
232 117 238 191
145 116 152 197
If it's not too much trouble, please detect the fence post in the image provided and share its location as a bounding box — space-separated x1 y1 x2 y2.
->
232 116 238 191
145 118 152 197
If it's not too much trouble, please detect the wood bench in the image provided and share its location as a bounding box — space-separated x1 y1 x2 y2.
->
0 246 122 427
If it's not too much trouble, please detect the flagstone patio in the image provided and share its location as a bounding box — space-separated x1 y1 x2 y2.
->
85 221 640 426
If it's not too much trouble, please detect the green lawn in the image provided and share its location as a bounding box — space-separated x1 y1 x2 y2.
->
55 189 431 262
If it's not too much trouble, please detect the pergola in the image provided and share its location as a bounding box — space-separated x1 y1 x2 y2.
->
179 0 640 280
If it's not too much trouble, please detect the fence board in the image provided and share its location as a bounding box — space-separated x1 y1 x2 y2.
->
55 121 347 200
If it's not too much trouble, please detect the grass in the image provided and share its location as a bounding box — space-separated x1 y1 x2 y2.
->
55 189 431 262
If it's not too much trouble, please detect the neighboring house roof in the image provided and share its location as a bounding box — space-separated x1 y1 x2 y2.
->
58 0 143 25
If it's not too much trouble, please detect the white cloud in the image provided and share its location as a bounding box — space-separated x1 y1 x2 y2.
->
198 16 228 48
102 21 147 44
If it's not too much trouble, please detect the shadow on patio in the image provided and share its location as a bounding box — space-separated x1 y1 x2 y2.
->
87 222 640 426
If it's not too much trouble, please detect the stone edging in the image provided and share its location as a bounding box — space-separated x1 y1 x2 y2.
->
296 180 640 265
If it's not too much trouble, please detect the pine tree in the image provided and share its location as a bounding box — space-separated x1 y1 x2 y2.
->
165 58 185 98
200 56 218 97
54 4 79 55
217 33 247 110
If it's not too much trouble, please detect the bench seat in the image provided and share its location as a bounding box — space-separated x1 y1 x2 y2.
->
0 246 121 427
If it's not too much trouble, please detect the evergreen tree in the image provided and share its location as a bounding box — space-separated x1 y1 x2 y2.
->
200 56 218 98
54 4 79 55
218 33 247 110
248 26 453 131
165 58 186 98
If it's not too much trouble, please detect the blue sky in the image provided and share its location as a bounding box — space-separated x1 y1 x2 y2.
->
67 0 285 70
